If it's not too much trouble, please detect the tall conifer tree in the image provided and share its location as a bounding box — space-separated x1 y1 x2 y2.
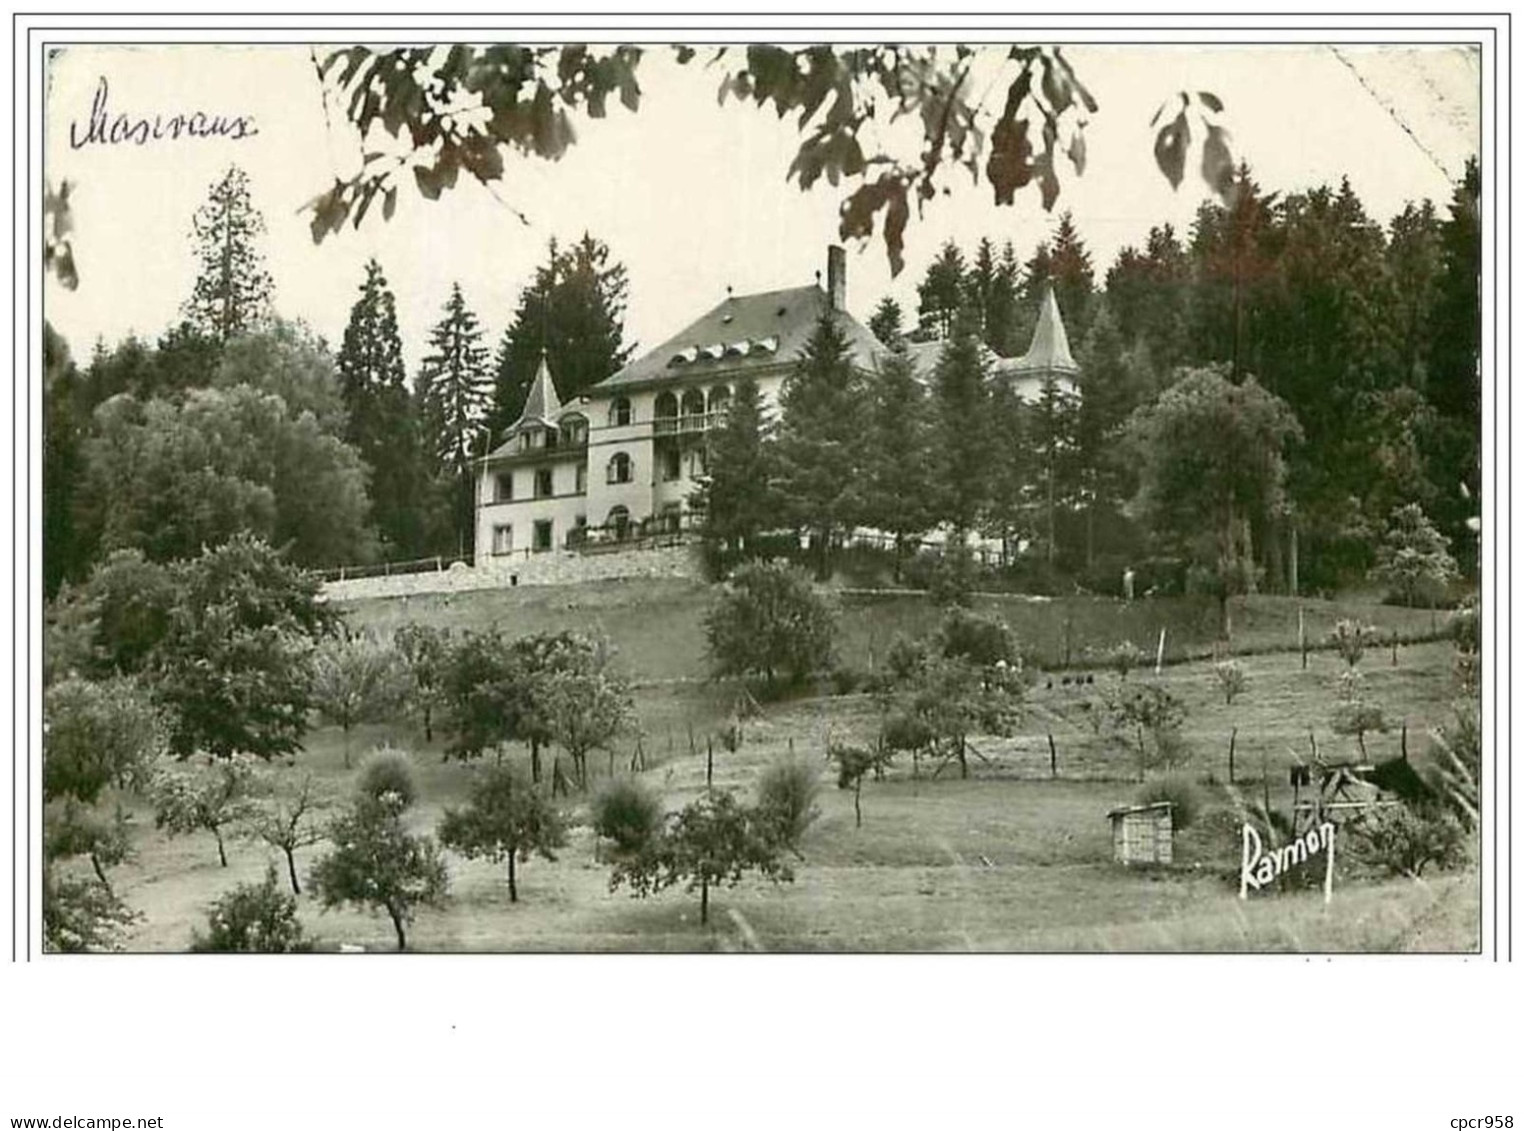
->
182 166 274 343
692 377 778 575
417 283 491 555
776 311 867 577
488 234 631 438
337 260 426 558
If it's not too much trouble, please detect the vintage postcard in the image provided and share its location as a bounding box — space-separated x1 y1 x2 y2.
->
32 31 1490 958
8 12 1517 1131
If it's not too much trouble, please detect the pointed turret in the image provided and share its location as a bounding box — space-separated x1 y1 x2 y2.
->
516 350 562 428
1009 286 1079 378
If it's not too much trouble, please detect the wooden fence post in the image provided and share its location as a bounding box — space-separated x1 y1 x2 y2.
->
1228 726 1237 784
1154 627 1167 676
1299 606 1307 670
706 737 714 788
1047 733 1058 779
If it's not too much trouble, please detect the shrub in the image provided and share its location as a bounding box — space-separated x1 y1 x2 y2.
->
1213 660 1247 705
828 666 865 696
1347 803 1468 878
1136 775 1200 831
754 756 821 849
1108 640 1147 680
937 608 1018 668
704 561 836 688
927 545 977 608
883 635 931 686
1328 619 1380 668
190 865 310 953
590 776 664 858
355 745 418 809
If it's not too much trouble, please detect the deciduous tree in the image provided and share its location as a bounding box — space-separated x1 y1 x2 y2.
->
606 788 792 927
247 772 330 895
438 764 567 902
151 757 258 868
1121 366 1301 636
154 535 337 762
310 633 411 768
310 791 450 951
704 562 836 690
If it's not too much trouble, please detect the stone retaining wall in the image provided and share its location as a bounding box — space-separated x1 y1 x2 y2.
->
322 544 701 602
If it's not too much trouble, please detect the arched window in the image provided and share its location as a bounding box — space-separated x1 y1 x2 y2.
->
609 397 632 427
707 385 731 415
607 452 633 485
559 413 587 446
606 505 631 541
654 392 678 420
680 389 705 418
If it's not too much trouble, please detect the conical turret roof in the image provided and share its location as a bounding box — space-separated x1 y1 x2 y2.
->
1009 286 1079 376
517 351 562 426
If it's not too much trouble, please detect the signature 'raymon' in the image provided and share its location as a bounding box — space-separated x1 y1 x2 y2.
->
68 75 258 149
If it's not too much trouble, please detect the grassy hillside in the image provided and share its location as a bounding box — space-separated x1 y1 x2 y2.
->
90 639 1476 953
335 578 1449 683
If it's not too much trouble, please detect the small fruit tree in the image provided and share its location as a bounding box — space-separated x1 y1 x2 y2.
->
310 760 449 951
606 788 793 927
438 763 566 903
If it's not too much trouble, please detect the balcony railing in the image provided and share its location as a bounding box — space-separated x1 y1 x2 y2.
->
653 412 722 436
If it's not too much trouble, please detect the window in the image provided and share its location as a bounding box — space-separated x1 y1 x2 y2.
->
492 524 513 555
494 473 513 503
575 463 587 494
609 397 632 427
607 452 633 485
680 389 705 418
533 520 553 552
688 447 707 478
660 446 681 482
707 385 732 415
534 468 554 498
561 415 587 445
654 392 678 420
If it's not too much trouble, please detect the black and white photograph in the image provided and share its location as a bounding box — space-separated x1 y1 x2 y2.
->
32 30 1493 954
5 9 1517 1128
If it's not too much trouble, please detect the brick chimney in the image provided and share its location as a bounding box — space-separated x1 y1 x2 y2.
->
827 244 846 310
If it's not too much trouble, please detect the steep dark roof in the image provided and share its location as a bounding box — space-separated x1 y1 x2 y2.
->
593 285 883 391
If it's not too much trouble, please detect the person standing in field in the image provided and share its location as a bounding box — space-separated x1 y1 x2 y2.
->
1123 567 1136 602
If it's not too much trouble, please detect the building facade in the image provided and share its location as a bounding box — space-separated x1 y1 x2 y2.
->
473 246 880 566
473 245 1081 570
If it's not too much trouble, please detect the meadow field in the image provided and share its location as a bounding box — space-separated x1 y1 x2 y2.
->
83 583 1478 953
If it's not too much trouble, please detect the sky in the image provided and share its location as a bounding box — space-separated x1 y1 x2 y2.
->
43 42 1480 376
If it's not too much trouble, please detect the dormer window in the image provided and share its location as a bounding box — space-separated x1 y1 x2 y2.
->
609 397 632 427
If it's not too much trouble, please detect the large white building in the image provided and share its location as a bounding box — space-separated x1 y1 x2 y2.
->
473 245 1079 569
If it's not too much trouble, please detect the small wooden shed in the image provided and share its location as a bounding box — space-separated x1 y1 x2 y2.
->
1107 801 1174 865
